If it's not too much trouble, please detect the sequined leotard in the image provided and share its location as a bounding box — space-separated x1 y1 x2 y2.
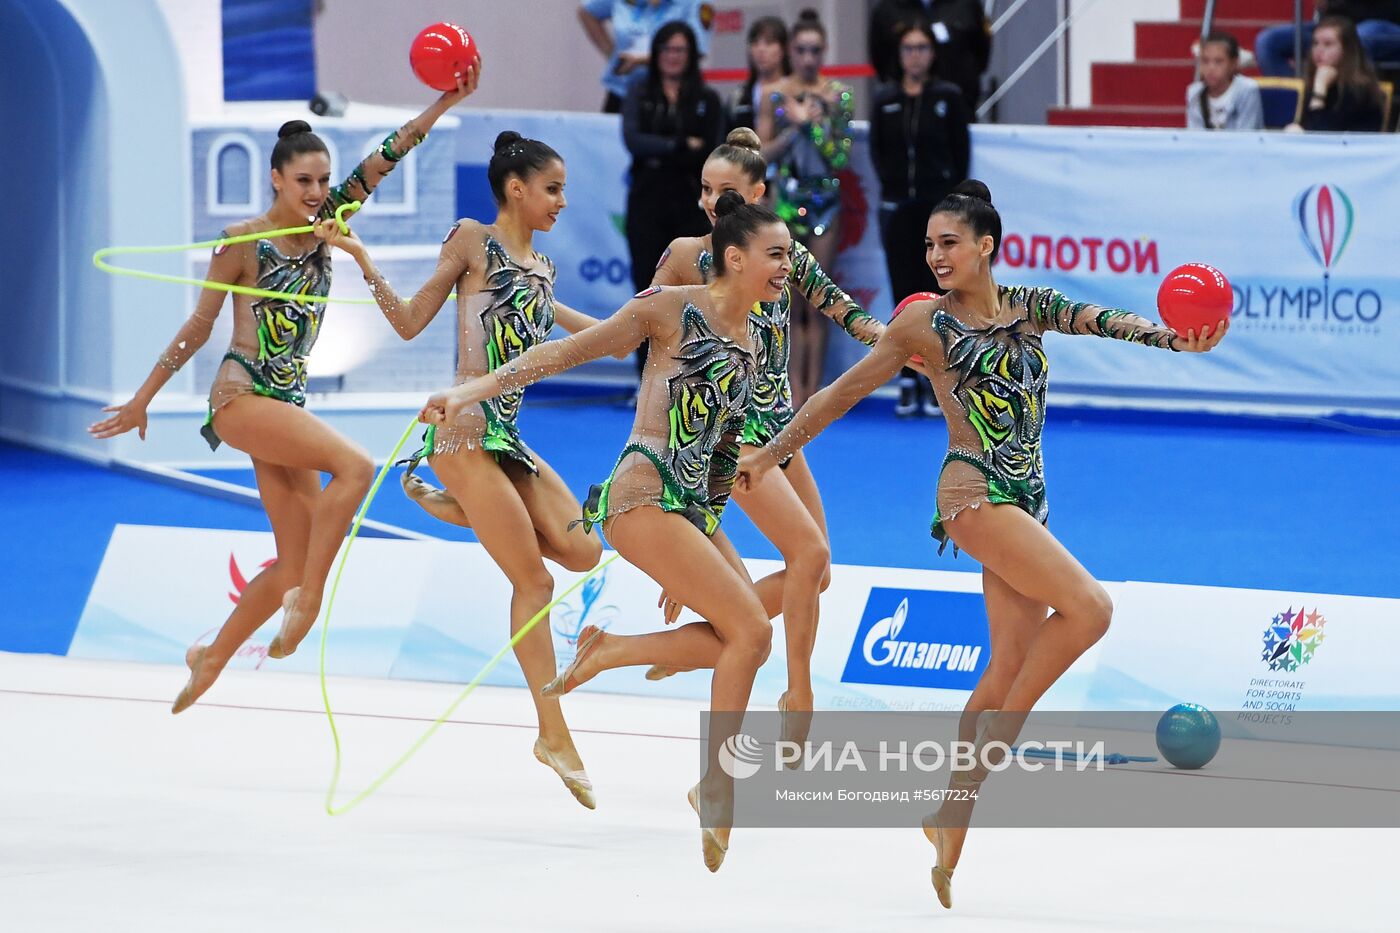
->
768 82 854 239
480 285 758 537
153 128 426 450
358 221 559 473
654 237 879 447
763 286 1179 551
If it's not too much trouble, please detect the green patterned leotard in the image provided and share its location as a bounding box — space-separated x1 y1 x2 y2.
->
762 285 1180 552
653 236 879 448
152 126 428 450
768 82 855 239
486 285 758 537
366 231 559 473
745 241 879 446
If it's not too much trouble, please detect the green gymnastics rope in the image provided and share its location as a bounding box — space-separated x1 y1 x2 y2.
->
91 201 375 302
92 201 459 307
315 416 619 815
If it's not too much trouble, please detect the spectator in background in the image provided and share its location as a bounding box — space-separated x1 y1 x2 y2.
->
1187 32 1264 130
758 9 855 406
1256 0 1400 77
869 0 991 111
1286 16 1387 131
622 22 723 381
870 19 969 417
578 0 711 113
729 16 790 133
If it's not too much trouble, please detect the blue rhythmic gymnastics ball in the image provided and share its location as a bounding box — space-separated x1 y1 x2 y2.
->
1155 703 1221 770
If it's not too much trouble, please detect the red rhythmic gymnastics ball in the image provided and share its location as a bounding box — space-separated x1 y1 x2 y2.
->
891 292 938 367
410 22 479 92
1157 263 1232 337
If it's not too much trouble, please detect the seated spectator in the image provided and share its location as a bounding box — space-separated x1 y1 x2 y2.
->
578 0 711 113
1256 0 1400 77
869 0 991 111
729 16 789 132
1187 32 1264 129
1286 16 1386 131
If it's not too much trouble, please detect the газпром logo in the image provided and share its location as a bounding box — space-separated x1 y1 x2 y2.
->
841 589 989 691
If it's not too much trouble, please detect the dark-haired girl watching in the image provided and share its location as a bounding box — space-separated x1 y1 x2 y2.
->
1187 31 1263 130
737 180 1226 908
728 15 790 132
317 130 621 810
90 70 481 715
1286 16 1386 133
422 192 791 874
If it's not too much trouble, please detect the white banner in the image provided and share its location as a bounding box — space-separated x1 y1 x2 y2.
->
72 526 1101 712
1088 581 1400 714
971 126 1400 411
78 527 1400 742
69 526 439 677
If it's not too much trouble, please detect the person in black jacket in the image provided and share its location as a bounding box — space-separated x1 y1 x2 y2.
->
1286 15 1386 131
622 21 725 379
870 19 970 416
869 0 990 110
1257 0 1400 77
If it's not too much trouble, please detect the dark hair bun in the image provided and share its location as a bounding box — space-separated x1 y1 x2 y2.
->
714 189 747 219
486 132 563 205
953 179 993 204
724 127 762 153
277 120 313 139
798 8 821 23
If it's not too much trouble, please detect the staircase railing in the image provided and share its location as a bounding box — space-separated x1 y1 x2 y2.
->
976 0 1107 120
1196 0 1218 79
1294 0 1306 78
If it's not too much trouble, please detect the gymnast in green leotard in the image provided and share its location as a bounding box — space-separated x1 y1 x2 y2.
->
737 179 1227 909
88 73 479 715
644 127 890 745
421 192 791 872
316 131 617 810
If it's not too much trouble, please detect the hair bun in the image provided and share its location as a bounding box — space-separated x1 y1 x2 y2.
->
714 189 747 219
953 179 993 205
797 8 821 23
277 120 313 139
724 127 762 154
493 130 524 153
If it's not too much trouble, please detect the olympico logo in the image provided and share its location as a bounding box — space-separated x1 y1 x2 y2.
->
862 598 981 673
717 733 764 779
1232 183 1383 329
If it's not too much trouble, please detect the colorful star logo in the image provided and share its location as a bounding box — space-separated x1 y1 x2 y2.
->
1261 606 1327 672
